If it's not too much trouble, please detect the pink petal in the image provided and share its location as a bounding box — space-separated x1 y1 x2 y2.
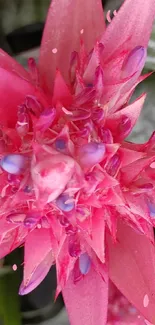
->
39 0 105 92
0 49 31 81
0 222 28 259
107 220 155 323
105 94 146 141
90 209 105 263
19 228 54 295
0 68 36 127
101 0 155 60
52 70 73 106
63 267 108 325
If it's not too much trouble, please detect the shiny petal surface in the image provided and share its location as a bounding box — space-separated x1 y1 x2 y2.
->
39 0 105 92
0 68 36 127
63 267 108 325
0 49 31 81
19 228 54 295
107 220 155 323
101 0 155 61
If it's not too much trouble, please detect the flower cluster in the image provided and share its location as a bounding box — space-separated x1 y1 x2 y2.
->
0 0 155 324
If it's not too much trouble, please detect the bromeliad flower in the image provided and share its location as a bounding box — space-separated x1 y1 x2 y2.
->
0 0 155 324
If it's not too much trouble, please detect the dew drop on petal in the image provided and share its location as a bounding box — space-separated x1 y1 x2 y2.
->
143 294 149 308
52 48 57 54
79 252 91 275
12 264 17 271
1 154 26 175
56 194 75 212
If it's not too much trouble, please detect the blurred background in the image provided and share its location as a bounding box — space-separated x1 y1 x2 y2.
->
0 0 155 324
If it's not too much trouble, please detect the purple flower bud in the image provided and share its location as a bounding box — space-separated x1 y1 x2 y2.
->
79 252 91 275
55 138 66 150
148 202 155 217
78 142 106 168
121 46 147 78
1 154 26 175
24 213 40 227
56 194 75 212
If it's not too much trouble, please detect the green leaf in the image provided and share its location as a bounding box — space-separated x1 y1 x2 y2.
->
0 252 21 325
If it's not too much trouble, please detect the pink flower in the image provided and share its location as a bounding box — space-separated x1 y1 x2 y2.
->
0 0 155 324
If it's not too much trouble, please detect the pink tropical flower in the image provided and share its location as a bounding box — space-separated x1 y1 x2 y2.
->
0 0 155 324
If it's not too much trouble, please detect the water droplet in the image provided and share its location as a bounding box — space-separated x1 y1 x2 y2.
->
79 252 91 274
78 142 106 168
12 264 17 271
143 294 149 308
1 154 26 175
56 194 75 212
52 48 57 54
80 29 84 34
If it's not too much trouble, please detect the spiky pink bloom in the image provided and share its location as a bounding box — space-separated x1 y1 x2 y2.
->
0 0 155 324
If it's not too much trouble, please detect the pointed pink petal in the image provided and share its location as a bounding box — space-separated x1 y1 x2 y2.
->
19 228 54 295
90 209 105 263
56 235 76 289
105 94 146 141
0 223 28 259
107 220 155 323
119 147 145 167
63 267 108 325
0 49 31 81
39 0 105 92
0 68 36 127
101 0 155 61
52 70 73 106
121 156 155 185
